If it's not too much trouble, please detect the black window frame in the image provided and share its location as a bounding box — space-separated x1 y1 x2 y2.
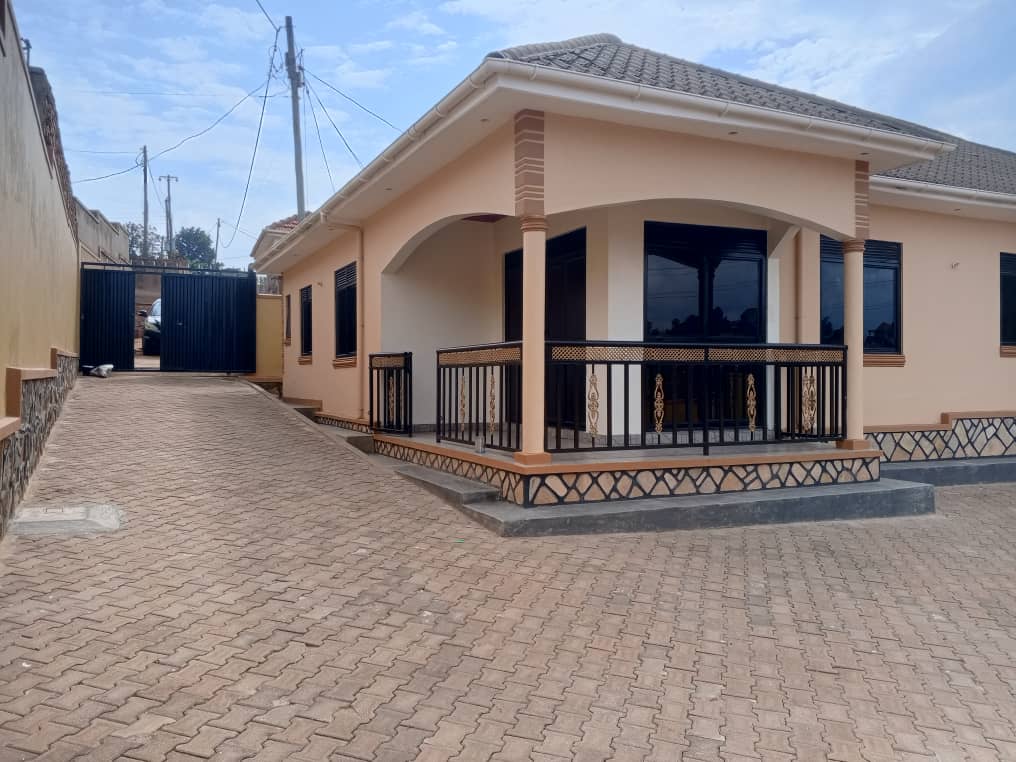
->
820 236 902 354
285 294 291 342
299 285 312 357
643 221 767 344
334 262 357 358
1002 253 1016 346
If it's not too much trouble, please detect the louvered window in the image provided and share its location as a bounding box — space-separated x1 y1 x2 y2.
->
334 263 357 357
299 285 312 356
1002 254 1016 346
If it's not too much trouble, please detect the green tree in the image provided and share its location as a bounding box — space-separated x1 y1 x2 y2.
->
124 222 164 259
174 226 219 269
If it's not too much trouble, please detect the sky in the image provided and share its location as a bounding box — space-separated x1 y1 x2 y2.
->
16 0 1016 268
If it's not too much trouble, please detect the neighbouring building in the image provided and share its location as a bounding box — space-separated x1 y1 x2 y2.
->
0 0 80 534
76 198 129 264
253 34 1016 513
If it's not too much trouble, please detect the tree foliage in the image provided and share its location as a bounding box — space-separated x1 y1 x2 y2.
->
174 226 219 269
124 222 164 259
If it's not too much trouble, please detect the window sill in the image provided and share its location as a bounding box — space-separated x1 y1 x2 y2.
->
1002 345 1016 358
297 355 313 365
284 338 292 346
332 355 357 368
864 353 905 367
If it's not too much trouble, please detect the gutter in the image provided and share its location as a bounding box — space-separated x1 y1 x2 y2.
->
870 175 1016 211
256 59 957 272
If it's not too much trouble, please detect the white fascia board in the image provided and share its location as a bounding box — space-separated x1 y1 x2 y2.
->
870 176 1016 222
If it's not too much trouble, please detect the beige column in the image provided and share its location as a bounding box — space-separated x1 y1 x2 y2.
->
841 238 867 446
516 216 550 464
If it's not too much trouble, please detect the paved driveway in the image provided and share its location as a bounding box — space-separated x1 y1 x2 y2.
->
2 375 1016 761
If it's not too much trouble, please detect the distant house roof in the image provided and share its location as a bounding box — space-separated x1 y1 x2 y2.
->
489 34 1016 196
266 214 300 233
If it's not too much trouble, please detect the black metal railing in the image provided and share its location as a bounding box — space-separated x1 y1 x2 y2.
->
436 342 522 451
369 352 413 435
545 341 846 454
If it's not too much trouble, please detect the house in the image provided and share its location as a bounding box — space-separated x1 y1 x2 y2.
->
0 0 80 533
252 34 1016 512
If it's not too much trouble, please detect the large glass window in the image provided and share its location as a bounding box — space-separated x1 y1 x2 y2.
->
644 222 765 343
334 263 357 357
299 285 312 356
820 237 902 353
1003 253 1016 346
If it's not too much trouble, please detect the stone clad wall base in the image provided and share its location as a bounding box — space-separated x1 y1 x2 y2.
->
0 355 77 537
316 413 372 434
374 437 880 508
868 416 1016 462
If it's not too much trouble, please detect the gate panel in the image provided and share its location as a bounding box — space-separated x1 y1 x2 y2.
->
160 272 256 372
80 267 135 370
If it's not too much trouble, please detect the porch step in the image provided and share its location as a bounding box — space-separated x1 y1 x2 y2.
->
287 402 319 420
459 478 934 537
882 456 1016 486
395 465 500 506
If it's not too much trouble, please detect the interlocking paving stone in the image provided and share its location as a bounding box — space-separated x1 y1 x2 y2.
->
1 374 1016 760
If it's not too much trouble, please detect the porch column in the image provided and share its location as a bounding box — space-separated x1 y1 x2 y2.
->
513 109 550 464
518 217 549 463
843 238 865 443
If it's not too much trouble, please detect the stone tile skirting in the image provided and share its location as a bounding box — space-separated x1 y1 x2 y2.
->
1 349 78 537
374 435 880 507
316 412 372 434
867 413 1016 462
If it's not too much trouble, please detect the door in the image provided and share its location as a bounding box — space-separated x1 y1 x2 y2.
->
80 267 135 370
504 228 587 428
160 272 256 372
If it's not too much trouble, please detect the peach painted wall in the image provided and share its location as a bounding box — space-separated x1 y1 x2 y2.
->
861 204 1016 425
544 114 857 239
253 295 283 380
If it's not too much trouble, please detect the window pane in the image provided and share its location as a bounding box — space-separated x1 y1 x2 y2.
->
820 257 844 344
645 251 702 340
709 257 761 341
1003 272 1016 344
863 266 898 352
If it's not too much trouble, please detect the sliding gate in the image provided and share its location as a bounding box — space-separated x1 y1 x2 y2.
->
79 263 256 373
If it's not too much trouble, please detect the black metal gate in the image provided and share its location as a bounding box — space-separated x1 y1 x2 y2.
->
80 267 136 370
161 271 256 372
79 264 256 373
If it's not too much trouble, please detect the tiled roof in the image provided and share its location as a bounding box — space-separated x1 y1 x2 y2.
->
267 214 300 232
488 34 1016 197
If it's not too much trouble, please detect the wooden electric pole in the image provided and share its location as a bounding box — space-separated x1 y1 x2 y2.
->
285 16 306 219
214 217 221 261
141 145 149 257
159 175 178 256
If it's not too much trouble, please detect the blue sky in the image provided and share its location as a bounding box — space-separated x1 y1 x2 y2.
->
17 0 1016 267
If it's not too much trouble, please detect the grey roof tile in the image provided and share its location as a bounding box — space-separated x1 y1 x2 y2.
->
488 34 1016 197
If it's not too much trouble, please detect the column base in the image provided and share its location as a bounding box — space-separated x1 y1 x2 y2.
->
514 451 552 466
836 438 872 451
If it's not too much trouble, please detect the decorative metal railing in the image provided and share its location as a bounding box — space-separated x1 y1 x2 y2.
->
436 342 522 451
369 352 413 435
544 341 846 454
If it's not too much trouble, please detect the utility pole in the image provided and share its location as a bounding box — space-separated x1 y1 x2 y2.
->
285 16 306 219
214 217 221 261
159 175 178 256
141 146 149 258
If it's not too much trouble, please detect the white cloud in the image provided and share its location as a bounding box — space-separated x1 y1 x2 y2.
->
408 40 459 66
198 4 274 44
349 40 396 55
388 10 446 37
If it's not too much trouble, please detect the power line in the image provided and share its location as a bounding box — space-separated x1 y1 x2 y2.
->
218 218 259 241
151 81 270 160
304 69 401 132
75 161 141 183
305 78 361 168
67 148 138 155
223 34 280 250
305 81 335 192
253 0 280 32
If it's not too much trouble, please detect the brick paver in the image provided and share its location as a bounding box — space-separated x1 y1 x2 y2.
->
3 374 1016 760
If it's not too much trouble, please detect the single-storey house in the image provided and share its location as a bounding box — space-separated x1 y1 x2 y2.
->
252 34 1016 509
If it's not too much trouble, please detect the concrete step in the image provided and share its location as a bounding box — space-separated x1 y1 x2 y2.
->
287 403 319 420
460 478 935 537
882 456 1016 486
395 464 500 506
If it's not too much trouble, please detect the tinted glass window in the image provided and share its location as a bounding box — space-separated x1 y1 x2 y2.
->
819 237 901 353
863 261 899 352
334 264 357 356
645 251 702 340
711 257 761 340
820 252 844 344
1003 254 1016 345
300 285 312 356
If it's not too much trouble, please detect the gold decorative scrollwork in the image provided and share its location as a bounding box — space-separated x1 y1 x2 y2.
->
387 376 396 422
488 374 496 437
746 373 757 433
458 373 467 437
653 373 665 435
587 372 600 442
801 370 817 431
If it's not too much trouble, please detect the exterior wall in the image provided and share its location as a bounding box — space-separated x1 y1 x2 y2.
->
0 16 79 415
382 221 501 424
862 204 1016 426
76 200 129 264
253 294 283 380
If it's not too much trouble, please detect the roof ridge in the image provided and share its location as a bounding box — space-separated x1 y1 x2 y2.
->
487 33 621 62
